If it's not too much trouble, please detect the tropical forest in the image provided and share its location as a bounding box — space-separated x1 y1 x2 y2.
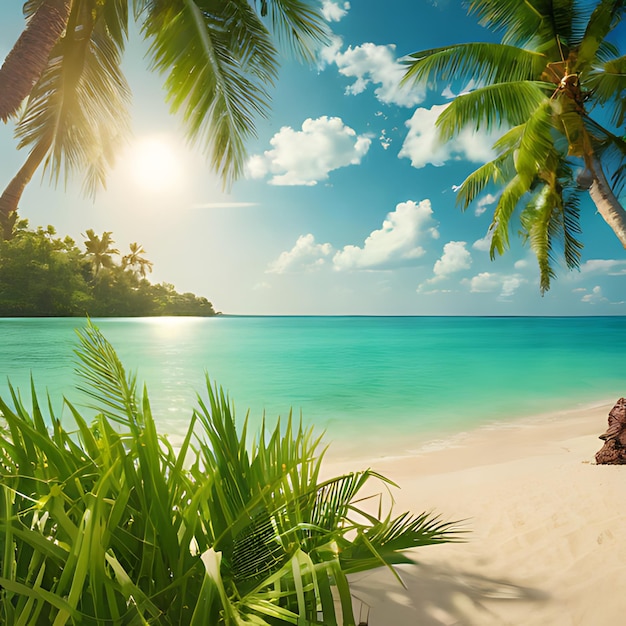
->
0 220 217 316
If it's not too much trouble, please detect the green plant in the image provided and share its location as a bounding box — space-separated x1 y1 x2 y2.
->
0 321 462 625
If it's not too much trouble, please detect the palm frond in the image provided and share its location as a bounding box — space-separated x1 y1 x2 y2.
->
585 55 626 127
520 184 560 292
514 99 557 177
490 173 533 257
403 42 547 89
339 511 466 575
454 155 510 210
143 1 277 187
491 124 526 152
520 173 583 293
467 0 574 52
309 471 373 534
14 1 131 198
435 81 553 141
258 0 330 63
73 320 140 427
577 0 625 67
582 116 626 193
561 189 584 270
594 39 620 63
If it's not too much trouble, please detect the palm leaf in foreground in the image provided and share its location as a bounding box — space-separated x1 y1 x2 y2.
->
0 321 464 624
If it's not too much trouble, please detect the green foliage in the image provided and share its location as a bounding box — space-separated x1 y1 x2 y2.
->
4 0 329 202
0 221 217 317
403 0 626 292
0 322 463 624
15 0 132 198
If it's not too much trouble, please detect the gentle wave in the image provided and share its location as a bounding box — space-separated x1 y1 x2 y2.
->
1 316 625 454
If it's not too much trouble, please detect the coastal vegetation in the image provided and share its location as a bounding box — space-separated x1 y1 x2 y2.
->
0 220 217 317
403 0 626 291
0 322 461 624
0 0 328 237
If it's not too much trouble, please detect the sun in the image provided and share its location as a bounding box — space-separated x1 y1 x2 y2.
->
129 136 184 192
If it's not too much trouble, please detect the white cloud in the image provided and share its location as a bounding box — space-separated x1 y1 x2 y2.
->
267 234 333 274
500 276 523 298
475 192 498 216
417 241 472 291
472 231 492 252
333 199 439 270
580 259 626 276
433 241 472 277
467 272 501 293
322 0 350 21
398 104 498 169
466 271 526 298
442 79 480 100
246 117 371 186
581 285 608 304
246 154 269 179
441 85 455 99
318 33 344 68
417 241 472 293
379 129 392 150
329 43 425 107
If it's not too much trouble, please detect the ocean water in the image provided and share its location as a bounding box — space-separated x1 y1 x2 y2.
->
1 316 624 455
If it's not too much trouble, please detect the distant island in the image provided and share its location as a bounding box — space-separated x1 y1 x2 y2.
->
0 220 218 317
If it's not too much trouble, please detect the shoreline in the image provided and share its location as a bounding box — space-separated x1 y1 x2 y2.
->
324 397 615 468
323 400 626 625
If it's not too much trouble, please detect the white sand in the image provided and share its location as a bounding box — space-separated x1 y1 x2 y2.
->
324 402 626 625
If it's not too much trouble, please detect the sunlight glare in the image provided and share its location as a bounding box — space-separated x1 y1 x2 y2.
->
129 136 184 192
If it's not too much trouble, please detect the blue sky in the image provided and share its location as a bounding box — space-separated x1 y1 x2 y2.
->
1 0 625 315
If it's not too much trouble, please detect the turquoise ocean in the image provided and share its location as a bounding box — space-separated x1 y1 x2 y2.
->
1 316 624 456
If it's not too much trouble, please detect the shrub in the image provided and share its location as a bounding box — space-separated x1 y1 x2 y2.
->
0 322 461 625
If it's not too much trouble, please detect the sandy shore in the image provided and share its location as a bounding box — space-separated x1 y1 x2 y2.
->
324 402 626 625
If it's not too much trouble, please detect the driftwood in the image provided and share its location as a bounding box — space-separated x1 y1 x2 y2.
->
595 398 626 464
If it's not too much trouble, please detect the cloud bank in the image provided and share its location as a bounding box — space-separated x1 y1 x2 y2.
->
333 200 439 270
327 42 425 107
247 116 371 185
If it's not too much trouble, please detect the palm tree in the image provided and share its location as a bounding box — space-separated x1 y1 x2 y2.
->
0 0 328 234
403 0 626 291
122 241 153 279
83 228 119 279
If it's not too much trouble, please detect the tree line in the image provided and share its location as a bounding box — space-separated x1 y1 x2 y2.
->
0 220 217 317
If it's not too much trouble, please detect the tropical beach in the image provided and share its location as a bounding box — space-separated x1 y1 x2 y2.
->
3 316 626 624
2 0 626 624
326 402 626 625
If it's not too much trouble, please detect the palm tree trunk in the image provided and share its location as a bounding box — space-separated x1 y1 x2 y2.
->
0 0 72 122
589 158 626 248
0 140 51 238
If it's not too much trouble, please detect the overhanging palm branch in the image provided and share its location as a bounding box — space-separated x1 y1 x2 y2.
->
436 81 553 140
16 1 131 196
585 55 626 125
577 0 625 66
257 0 330 63
466 0 582 49
0 0 329 224
520 178 583 292
143 0 279 186
403 43 548 88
